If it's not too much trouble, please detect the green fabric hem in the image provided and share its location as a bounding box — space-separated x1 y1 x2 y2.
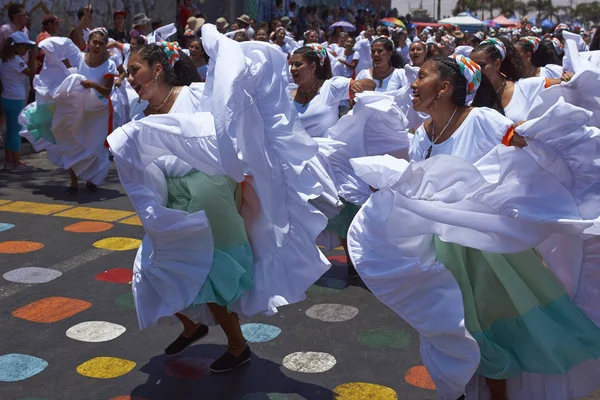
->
326 199 360 239
25 103 56 144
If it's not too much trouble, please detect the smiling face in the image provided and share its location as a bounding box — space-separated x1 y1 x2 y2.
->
410 60 445 112
189 40 204 61
371 41 390 67
275 28 286 44
127 52 162 101
365 26 374 39
409 42 426 67
306 30 318 43
255 29 268 42
288 52 315 86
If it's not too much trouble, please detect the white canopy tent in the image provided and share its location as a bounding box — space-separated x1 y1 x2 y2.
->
438 13 484 32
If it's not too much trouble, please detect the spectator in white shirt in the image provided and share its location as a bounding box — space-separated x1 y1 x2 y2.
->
333 36 360 78
0 3 29 50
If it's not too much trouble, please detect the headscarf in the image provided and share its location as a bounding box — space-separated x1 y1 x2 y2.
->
473 31 485 41
89 27 109 37
378 35 395 46
306 43 327 66
519 36 540 52
156 41 181 68
554 23 569 34
451 54 482 96
480 37 506 61
551 37 564 56
442 34 455 53
183 29 195 37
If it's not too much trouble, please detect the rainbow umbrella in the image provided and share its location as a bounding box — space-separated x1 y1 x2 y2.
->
380 17 406 28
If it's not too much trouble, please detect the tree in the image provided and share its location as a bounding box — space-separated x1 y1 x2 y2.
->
527 0 552 21
514 1 529 18
498 0 517 17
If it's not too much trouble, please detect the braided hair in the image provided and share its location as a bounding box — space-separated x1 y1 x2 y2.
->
473 36 526 81
294 46 332 80
138 43 200 87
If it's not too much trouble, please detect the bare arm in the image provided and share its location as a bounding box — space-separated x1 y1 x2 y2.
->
351 78 377 93
81 75 114 98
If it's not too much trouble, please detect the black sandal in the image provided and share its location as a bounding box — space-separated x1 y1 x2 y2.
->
66 186 78 196
85 182 98 192
164 324 209 355
210 344 252 373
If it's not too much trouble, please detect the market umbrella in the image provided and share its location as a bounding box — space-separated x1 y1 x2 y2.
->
329 21 356 32
380 17 406 28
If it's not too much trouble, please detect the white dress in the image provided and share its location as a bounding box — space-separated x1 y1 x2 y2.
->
353 37 374 73
348 103 600 400
539 64 563 78
109 24 330 330
503 77 546 123
356 68 408 93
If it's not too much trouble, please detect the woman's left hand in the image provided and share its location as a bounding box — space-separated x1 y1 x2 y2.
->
510 130 527 148
80 80 95 89
561 71 574 82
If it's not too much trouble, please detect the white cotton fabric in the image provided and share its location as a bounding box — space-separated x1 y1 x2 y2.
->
332 51 359 78
353 37 374 73
108 24 330 330
503 77 546 123
356 67 408 92
539 64 563 78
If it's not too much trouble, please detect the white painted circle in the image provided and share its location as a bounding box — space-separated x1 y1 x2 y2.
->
3 267 62 284
282 351 336 373
305 303 359 322
66 321 126 343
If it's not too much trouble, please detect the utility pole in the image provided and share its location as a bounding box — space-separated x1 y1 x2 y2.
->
437 0 441 19
433 0 436 19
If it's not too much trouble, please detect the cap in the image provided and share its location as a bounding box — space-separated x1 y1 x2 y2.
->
281 16 291 26
216 17 229 29
113 10 126 18
10 31 35 45
42 14 61 25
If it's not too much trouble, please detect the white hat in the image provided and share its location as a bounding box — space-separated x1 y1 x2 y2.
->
10 31 34 46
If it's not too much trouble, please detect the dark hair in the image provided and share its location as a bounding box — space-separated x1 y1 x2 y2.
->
294 46 332 80
138 44 201 86
427 42 440 57
8 4 24 22
591 25 600 51
429 57 504 114
534 40 560 66
151 19 162 31
473 37 526 81
131 36 146 47
373 37 404 68
88 30 109 44
1 38 18 62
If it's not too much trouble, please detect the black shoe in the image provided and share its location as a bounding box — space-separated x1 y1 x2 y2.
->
347 263 359 278
85 182 98 192
164 324 209 355
210 345 252 373
66 186 78 196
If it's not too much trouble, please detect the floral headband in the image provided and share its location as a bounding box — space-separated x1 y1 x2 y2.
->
551 38 564 56
480 37 506 61
156 41 181 68
183 29 195 37
305 43 327 66
452 54 482 96
89 27 108 37
519 36 539 53
379 35 395 46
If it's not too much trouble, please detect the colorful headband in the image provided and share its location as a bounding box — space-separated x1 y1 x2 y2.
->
303 30 312 39
519 36 540 52
551 38 564 56
306 43 327 66
89 27 108 37
183 29 195 37
378 35 395 46
554 23 569 34
473 31 485 41
442 35 455 53
480 37 506 61
452 54 482 96
156 41 181 68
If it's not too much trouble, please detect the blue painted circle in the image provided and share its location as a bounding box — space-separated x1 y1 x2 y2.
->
241 323 282 343
0 223 15 232
0 354 48 382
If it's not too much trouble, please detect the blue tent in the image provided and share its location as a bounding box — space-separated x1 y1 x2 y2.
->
541 19 554 28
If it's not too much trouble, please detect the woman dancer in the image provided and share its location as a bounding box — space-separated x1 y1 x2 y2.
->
515 37 563 78
348 55 600 400
111 26 330 371
188 37 208 81
356 37 407 92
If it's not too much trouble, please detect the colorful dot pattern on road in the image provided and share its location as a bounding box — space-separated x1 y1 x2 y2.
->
115 292 136 309
164 357 212 379
0 241 44 254
305 303 359 322
0 354 48 382
405 365 436 390
94 268 133 284
0 222 15 232
93 237 142 251
12 297 92 323
242 323 282 343
66 321 126 343
64 221 114 233
328 255 349 264
76 357 136 379
358 329 411 349
3 267 62 284
333 382 398 399
282 352 337 373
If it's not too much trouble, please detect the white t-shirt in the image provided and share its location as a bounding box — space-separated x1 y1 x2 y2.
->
0 55 29 100
503 77 546 123
356 68 408 92
294 76 351 138
76 52 118 85
410 107 513 163
332 51 360 78
353 37 374 73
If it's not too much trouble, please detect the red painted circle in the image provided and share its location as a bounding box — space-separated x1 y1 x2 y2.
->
328 255 348 264
94 268 133 284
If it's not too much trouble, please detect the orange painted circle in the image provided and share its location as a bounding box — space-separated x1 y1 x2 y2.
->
64 221 114 233
405 365 436 390
0 241 44 254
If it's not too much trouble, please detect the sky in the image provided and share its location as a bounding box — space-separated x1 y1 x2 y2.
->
391 0 574 20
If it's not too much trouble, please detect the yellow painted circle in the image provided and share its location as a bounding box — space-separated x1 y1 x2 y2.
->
76 357 136 379
93 237 141 251
333 382 398 399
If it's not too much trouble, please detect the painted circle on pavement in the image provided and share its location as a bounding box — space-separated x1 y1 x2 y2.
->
115 292 135 310
12 297 92 323
76 357 136 379
164 357 212 379
358 329 411 349
405 365 436 390
94 268 133 284
241 323 282 343
64 221 114 233
0 241 44 254
93 237 141 251
0 354 48 382
3 267 62 284
333 382 398 399
305 304 359 322
282 352 336 373
328 255 348 264
0 223 15 232
66 321 126 342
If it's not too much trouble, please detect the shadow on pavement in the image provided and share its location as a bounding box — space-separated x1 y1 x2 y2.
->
131 344 333 400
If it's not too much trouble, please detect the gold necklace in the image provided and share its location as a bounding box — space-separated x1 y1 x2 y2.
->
298 79 321 106
425 107 458 159
373 65 394 87
149 86 175 113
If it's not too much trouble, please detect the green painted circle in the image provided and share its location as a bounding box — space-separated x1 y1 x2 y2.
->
115 292 135 309
358 329 411 349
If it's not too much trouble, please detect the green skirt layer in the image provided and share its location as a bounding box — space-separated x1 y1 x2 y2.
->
326 198 361 239
166 171 254 309
434 236 600 379
24 102 56 144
